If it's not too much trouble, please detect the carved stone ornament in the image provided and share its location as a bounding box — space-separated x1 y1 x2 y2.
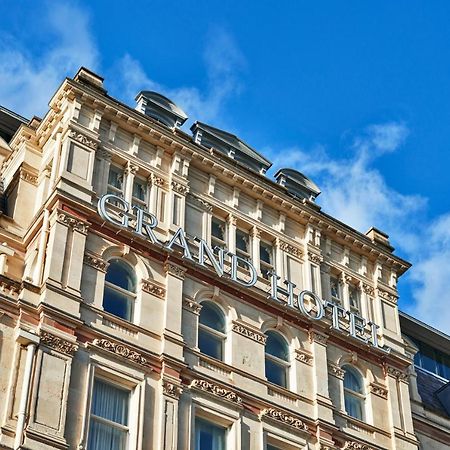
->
141 279 166 298
171 180 189 195
57 212 89 234
183 298 203 314
309 331 329 345
328 363 345 380
261 408 309 431
40 331 77 355
151 174 166 187
190 379 242 404
164 262 187 279
387 366 408 381
308 251 323 265
370 383 388 399
84 253 109 272
19 168 38 185
232 322 267 344
93 338 147 366
98 148 112 161
295 349 313 365
362 284 375 296
344 441 375 450
377 289 398 304
190 194 213 212
279 241 303 259
125 164 139 176
163 380 183 399
69 130 98 150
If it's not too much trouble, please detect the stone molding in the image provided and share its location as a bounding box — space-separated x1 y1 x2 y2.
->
308 251 323 265
19 167 38 185
141 279 166 298
69 130 98 150
232 322 267 344
370 383 388 399
310 330 329 345
295 349 313 365
84 253 109 272
40 331 77 355
151 174 166 187
93 338 147 366
344 441 375 450
279 241 303 259
362 284 375 296
328 363 345 380
165 262 187 280
182 298 202 314
57 211 89 234
261 408 308 431
377 288 398 304
189 194 213 212
190 379 242 404
163 380 183 399
0 276 21 297
387 366 408 381
171 181 189 195
125 163 139 176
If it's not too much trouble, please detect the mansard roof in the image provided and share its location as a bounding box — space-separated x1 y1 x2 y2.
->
191 121 272 175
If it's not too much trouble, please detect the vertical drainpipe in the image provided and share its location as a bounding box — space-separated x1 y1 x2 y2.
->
14 329 40 450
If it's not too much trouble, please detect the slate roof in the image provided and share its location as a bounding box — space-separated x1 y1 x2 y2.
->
416 367 450 418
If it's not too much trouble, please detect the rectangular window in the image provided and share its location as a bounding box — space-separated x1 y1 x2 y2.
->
236 229 250 267
330 275 342 305
195 417 226 450
107 165 124 197
260 241 274 280
348 285 360 313
88 379 129 450
172 194 181 226
211 217 227 249
158 190 166 222
132 176 148 208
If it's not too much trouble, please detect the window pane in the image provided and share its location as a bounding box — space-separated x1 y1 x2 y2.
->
265 359 286 387
343 367 363 393
199 303 225 332
132 179 147 201
260 242 272 264
211 218 226 241
236 230 249 253
88 419 127 450
330 277 340 300
103 286 132 321
198 329 223 360
108 167 123 190
265 331 288 360
195 418 226 450
345 394 363 420
105 260 136 292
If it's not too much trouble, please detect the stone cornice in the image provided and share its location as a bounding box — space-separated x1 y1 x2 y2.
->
370 382 388 399
56 210 89 234
190 379 242 404
163 379 183 399
93 338 147 366
83 253 109 272
261 407 309 432
328 362 345 380
40 330 77 355
164 262 186 280
141 279 166 298
377 287 398 304
295 349 313 365
232 321 267 344
182 297 202 314
387 366 408 381
279 240 303 259
68 129 98 150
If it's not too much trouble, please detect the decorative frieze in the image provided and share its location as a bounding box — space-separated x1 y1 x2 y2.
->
93 338 147 366
309 330 329 345
141 279 166 298
151 174 166 187
190 194 213 212
165 262 187 280
370 383 388 399
125 163 139 176
171 181 189 195
328 363 345 380
57 212 89 234
232 322 267 344
261 408 308 431
377 288 398 304
190 379 242 404
163 380 183 399
308 251 323 265
40 331 77 355
344 441 375 450
362 284 375 296
84 253 109 272
69 130 98 150
182 298 202 314
295 349 313 365
387 366 408 381
19 167 38 185
279 241 303 259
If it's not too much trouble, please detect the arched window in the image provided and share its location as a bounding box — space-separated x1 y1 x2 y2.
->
343 365 365 420
198 302 226 360
265 331 289 388
103 259 136 321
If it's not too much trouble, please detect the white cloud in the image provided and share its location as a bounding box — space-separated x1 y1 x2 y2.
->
110 28 245 126
0 3 98 118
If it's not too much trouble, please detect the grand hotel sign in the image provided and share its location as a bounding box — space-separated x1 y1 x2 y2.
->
98 194 390 353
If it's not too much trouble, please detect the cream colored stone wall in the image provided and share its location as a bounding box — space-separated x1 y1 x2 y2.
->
0 68 425 449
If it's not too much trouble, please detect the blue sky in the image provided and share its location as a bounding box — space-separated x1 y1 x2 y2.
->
1 1 450 333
